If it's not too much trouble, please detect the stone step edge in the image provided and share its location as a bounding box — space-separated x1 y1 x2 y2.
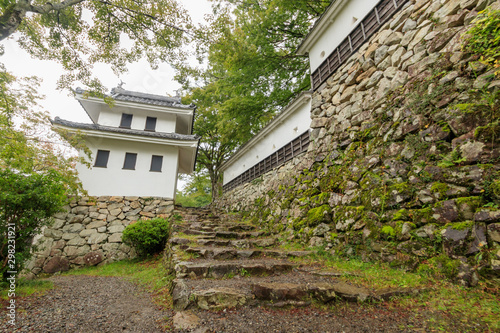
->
174 260 296 279
181 247 314 259
170 236 278 248
172 280 421 311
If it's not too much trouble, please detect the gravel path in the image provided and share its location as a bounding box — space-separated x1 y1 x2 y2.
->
0 274 489 333
1 275 171 333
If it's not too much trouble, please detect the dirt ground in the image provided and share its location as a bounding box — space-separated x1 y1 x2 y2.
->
0 275 492 333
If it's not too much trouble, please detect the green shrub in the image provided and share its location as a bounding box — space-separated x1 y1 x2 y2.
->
122 218 171 257
0 169 68 281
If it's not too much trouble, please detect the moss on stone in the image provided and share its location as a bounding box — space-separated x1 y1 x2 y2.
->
455 196 483 208
428 254 461 280
392 209 410 221
449 221 473 231
430 182 449 197
306 205 331 227
411 207 433 225
381 225 395 238
475 121 500 142
311 192 329 206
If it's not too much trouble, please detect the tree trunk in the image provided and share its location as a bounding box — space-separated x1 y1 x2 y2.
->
0 5 26 41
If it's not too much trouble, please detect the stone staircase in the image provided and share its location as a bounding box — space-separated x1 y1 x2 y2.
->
166 207 417 330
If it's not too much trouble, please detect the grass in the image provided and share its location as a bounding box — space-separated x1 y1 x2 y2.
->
175 249 200 261
172 232 202 241
63 254 173 308
0 279 54 300
286 245 500 331
278 239 312 251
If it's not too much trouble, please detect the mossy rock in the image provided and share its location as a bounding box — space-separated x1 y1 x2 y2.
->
474 121 500 143
306 205 332 227
485 178 500 204
430 182 449 197
410 207 434 225
310 192 330 206
426 255 462 280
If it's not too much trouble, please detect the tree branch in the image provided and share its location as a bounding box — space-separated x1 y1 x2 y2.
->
30 0 86 14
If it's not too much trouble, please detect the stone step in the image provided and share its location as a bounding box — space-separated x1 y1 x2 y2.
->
176 223 257 235
173 279 254 311
214 224 256 232
183 246 313 260
174 259 295 279
215 231 267 239
172 273 418 310
170 237 278 249
182 221 256 229
182 229 216 237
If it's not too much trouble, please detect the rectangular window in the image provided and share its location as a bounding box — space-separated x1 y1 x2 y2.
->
94 150 110 168
150 155 163 172
145 117 157 131
123 153 137 170
120 113 133 129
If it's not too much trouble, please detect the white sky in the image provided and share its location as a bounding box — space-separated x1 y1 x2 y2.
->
1 1 213 123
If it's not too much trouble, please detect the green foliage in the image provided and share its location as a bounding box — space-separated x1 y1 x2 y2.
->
64 256 173 308
438 149 466 167
463 8 500 75
1 0 191 92
122 218 171 257
0 63 86 190
427 255 462 280
381 225 396 238
180 0 330 193
176 171 212 207
0 169 67 280
306 205 331 227
0 278 53 299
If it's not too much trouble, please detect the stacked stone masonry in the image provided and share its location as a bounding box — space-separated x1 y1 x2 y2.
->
217 0 500 285
26 196 174 277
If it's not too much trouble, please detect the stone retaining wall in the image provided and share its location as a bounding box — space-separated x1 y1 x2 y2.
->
217 0 500 285
25 196 174 277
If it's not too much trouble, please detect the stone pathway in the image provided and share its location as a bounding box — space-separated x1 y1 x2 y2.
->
167 208 419 332
0 275 170 333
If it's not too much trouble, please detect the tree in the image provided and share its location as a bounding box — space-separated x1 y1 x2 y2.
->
0 169 68 280
183 85 241 201
1 0 192 91
0 61 84 187
179 0 329 198
0 61 84 281
176 170 212 207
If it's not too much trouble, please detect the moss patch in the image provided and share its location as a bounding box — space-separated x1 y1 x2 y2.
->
306 205 331 227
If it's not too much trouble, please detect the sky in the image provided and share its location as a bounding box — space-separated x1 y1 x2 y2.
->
1 0 213 123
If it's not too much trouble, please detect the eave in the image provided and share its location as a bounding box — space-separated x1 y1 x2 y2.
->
296 0 347 55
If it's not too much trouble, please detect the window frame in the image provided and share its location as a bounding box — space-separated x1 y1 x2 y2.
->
150 155 163 172
145 116 157 132
94 150 110 168
122 152 138 170
119 113 133 129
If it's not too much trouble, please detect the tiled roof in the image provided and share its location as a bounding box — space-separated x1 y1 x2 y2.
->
74 87 195 109
52 117 199 141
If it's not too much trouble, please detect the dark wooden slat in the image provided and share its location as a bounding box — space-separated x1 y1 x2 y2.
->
223 131 311 192
311 0 409 90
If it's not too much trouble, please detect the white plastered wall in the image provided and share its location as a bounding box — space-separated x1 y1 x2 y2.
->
223 99 311 185
97 107 177 133
308 0 379 73
77 138 179 198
